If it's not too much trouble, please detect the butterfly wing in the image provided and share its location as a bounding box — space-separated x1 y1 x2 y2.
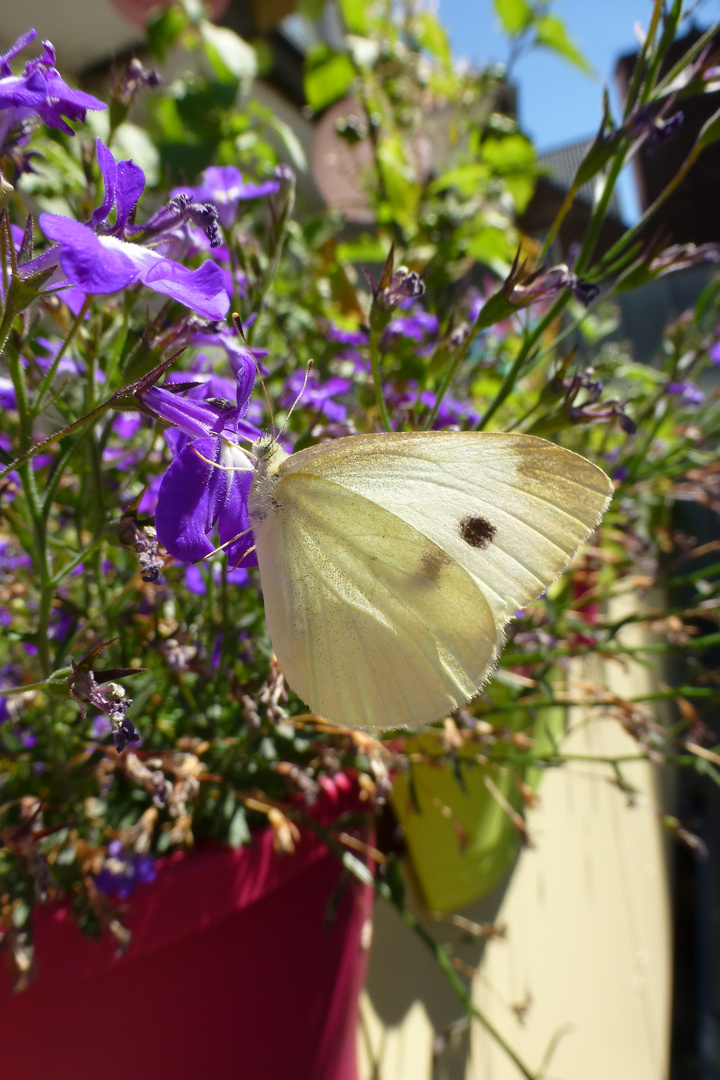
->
251 470 497 731
252 432 612 731
278 432 613 627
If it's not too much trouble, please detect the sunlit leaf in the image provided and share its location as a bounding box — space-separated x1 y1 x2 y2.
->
304 45 356 112
200 22 258 83
533 14 594 75
492 0 533 37
338 0 370 34
415 12 452 68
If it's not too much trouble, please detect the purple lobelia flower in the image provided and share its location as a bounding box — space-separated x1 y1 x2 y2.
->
667 380 704 406
172 165 282 230
624 103 683 153
281 369 351 423
325 322 369 347
381 307 439 349
0 29 106 156
34 140 229 319
143 358 260 566
95 840 156 900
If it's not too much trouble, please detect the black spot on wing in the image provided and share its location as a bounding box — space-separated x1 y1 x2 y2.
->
459 515 496 549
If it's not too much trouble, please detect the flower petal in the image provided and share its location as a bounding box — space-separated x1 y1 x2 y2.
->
155 437 253 563
39 214 137 292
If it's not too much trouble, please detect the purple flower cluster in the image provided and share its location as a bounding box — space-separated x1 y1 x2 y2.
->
381 308 439 352
389 381 481 429
667 380 704 407
0 29 105 157
34 140 230 319
281 369 352 423
94 840 156 900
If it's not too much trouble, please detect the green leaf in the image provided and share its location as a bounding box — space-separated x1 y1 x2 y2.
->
304 45 356 112
471 288 518 334
465 225 515 276
298 0 326 18
228 806 250 848
263 112 308 173
482 133 535 172
336 236 389 263
200 22 258 83
146 5 187 59
338 0 370 34
112 124 161 187
502 173 536 213
12 900 30 928
342 850 375 887
697 103 720 152
383 857 406 905
492 0 533 37
533 14 593 75
415 12 451 68
427 163 490 197
377 134 422 232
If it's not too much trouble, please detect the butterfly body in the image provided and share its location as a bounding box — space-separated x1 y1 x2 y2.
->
248 432 612 732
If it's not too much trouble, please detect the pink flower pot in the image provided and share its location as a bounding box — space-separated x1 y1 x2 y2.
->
0 785 373 1080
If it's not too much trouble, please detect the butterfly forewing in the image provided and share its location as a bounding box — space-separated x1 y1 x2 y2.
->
280 432 613 627
251 468 498 731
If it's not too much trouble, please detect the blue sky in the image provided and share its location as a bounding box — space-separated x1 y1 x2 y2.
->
438 0 719 219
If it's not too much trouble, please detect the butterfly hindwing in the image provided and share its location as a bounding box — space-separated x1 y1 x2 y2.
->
252 468 497 731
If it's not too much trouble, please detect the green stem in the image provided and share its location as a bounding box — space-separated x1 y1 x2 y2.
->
0 400 115 483
393 903 539 1080
477 296 567 431
369 325 393 431
34 297 92 415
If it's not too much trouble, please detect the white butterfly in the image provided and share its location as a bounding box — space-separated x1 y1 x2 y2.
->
248 431 612 732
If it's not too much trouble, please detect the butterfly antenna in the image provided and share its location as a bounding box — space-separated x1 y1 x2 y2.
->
232 312 275 438
277 358 313 441
201 524 254 558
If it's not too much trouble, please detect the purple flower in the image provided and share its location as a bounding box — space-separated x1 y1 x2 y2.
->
281 370 351 423
69 664 140 753
506 262 599 307
368 264 425 311
92 714 113 739
35 140 229 320
173 165 282 230
143 362 260 566
709 338 720 366
156 436 255 566
0 30 106 153
389 381 481 429
184 561 249 595
95 842 156 900
181 322 268 379
667 380 704 406
326 322 368 346
625 104 683 153
419 389 481 429
0 375 16 410
382 308 439 348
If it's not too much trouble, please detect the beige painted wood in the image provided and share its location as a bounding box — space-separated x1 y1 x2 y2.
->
360 609 673 1080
